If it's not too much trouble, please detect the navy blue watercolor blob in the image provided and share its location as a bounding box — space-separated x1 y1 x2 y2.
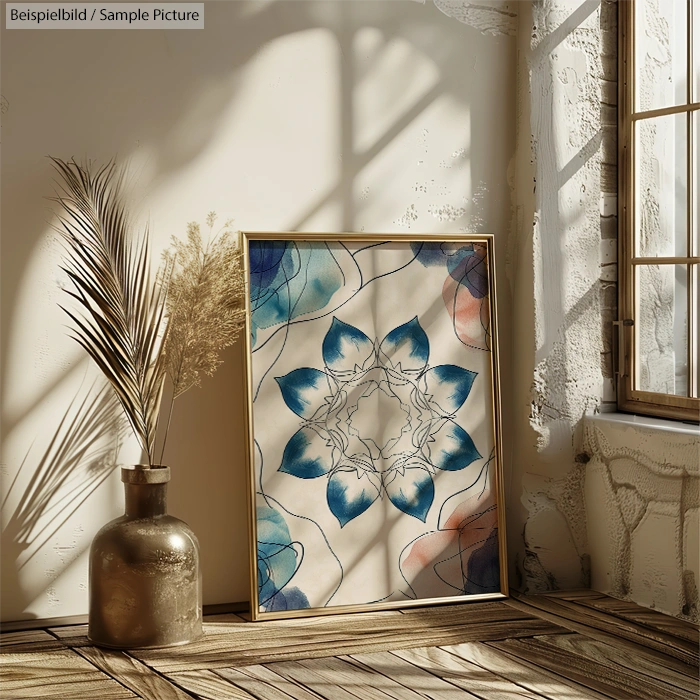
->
249 241 288 294
464 529 500 594
265 586 310 611
447 247 489 299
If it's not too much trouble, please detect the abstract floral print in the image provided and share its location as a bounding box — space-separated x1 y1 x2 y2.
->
247 238 502 615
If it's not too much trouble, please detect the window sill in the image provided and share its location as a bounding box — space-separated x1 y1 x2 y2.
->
587 411 700 437
583 411 698 620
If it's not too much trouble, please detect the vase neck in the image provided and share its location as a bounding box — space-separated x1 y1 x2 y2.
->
124 482 168 518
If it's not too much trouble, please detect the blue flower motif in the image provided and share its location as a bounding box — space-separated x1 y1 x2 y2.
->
275 318 481 527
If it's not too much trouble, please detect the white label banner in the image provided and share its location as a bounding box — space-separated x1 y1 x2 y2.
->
6 3 204 29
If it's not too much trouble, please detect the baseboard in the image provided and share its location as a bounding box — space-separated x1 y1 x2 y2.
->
0 601 250 633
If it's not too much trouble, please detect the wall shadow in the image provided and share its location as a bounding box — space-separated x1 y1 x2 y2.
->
510 0 608 593
1 382 124 620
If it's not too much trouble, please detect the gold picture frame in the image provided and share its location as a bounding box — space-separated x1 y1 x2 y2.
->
242 232 507 621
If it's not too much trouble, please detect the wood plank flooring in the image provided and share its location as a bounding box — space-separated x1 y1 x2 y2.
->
1 591 697 700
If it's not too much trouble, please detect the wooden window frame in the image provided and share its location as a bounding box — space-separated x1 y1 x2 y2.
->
618 0 699 422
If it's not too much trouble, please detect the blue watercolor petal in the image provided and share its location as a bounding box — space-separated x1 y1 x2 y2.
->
279 427 333 478
379 317 429 371
248 242 296 345
264 586 310 612
258 541 297 606
256 505 300 606
275 368 330 419
410 241 450 267
327 468 380 527
322 318 374 372
423 365 478 414
385 466 434 522
248 242 346 346
290 244 346 317
429 421 481 471
249 241 288 292
447 246 489 299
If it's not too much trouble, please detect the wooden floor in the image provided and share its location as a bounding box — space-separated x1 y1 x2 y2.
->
1 590 698 700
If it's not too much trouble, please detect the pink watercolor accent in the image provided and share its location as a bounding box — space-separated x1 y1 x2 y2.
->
401 490 497 596
402 530 457 583
442 275 490 351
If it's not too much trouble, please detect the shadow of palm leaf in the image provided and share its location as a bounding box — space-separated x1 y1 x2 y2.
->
1 381 126 618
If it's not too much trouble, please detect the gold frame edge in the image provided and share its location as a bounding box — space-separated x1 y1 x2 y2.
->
241 231 508 622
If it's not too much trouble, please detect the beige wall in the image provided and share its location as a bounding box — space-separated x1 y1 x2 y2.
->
1 0 516 621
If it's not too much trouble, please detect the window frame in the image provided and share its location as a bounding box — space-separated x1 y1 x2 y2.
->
618 0 699 422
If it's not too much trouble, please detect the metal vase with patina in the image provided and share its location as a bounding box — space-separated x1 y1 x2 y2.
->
88 465 202 649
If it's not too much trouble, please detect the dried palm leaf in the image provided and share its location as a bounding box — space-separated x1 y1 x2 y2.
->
50 158 169 466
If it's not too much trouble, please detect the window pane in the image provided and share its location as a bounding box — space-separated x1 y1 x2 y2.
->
692 264 699 398
635 114 687 256
694 111 699 256
636 264 688 396
635 0 687 112
694 0 700 101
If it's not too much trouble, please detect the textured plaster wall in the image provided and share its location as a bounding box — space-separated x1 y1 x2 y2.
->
585 415 699 621
1 0 516 622
509 0 615 592
511 0 699 624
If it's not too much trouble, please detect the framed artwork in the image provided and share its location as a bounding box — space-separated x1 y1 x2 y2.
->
242 233 507 620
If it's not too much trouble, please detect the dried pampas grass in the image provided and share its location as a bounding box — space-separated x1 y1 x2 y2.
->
164 213 246 397
159 213 246 458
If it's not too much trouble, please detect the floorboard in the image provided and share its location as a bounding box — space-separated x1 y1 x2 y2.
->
170 670 259 700
533 633 699 696
530 595 699 663
568 595 700 645
126 606 564 673
0 646 137 699
1 592 697 700
216 664 327 700
441 641 612 700
70 645 197 700
347 650 483 699
0 629 59 646
390 645 547 700
488 636 693 700
505 594 699 673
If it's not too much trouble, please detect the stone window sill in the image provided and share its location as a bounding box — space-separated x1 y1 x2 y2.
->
583 409 698 620
588 411 699 437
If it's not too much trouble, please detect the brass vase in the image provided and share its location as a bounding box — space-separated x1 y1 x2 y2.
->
88 465 203 649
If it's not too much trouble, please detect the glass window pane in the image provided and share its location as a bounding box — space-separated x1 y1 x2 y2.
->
694 111 699 256
692 264 699 398
635 0 687 112
636 264 688 396
694 0 700 101
635 114 687 256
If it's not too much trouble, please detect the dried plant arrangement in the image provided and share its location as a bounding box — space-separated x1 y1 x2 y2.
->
52 158 246 467
159 213 246 460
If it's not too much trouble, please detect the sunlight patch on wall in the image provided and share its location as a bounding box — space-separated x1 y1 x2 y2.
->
141 28 341 239
432 0 517 37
